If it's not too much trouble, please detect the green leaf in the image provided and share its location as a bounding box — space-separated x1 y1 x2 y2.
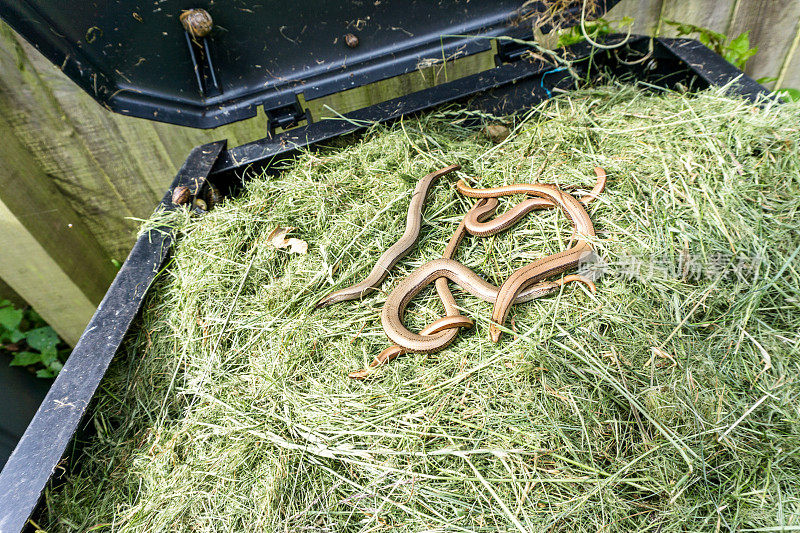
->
619 16 634 28
7 329 26 343
47 360 64 374
10 351 43 367
757 76 778 85
0 305 23 332
776 88 800 102
724 31 757 68
25 326 60 352
727 31 751 54
36 368 56 379
664 20 693 36
557 26 586 48
39 347 58 365
724 48 757 69
556 17 614 48
665 21 727 54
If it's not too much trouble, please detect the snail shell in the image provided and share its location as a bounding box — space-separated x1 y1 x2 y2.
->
205 186 223 210
180 9 213 38
344 33 359 48
194 198 208 211
172 185 192 205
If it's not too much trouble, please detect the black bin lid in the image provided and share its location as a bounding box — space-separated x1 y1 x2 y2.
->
0 1 615 129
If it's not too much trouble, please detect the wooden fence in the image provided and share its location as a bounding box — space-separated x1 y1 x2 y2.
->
608 0 800 88
1 0 799 345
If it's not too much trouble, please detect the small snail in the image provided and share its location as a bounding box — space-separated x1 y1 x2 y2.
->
194 197 208 211
180 8 213 38
205 185 223 209
344 33 359 48
172 185 191 206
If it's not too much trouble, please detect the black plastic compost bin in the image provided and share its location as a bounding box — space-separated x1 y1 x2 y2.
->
0 1 770 531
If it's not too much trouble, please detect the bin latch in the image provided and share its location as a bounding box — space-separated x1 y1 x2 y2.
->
496 39 536 64
265 99 308 135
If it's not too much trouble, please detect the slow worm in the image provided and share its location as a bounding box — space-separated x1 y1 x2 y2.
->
354 196 593 375
339 165 604 373
464 167 606 236
380 257 595 352
316 164 461 309
348 314 474 379
456 180 596 342
380 188 596 353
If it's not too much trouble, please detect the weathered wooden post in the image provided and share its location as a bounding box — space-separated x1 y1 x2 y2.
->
0 113 117 345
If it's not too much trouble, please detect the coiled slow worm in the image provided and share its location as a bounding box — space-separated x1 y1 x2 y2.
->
455 180 597 342
380 190 596 352
351 198 591 377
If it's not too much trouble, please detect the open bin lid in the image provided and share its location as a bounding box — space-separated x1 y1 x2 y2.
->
0 1 617 129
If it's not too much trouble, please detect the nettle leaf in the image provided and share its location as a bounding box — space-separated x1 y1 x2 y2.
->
10 351 42 367
665 20 694 36
25 326 60 352
739 46 758 63
0 305 23 332
34 357 62 378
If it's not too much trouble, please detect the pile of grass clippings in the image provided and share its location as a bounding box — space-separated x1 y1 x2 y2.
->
42 83 800 532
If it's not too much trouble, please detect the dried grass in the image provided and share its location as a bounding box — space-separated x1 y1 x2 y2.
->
42 83 800 532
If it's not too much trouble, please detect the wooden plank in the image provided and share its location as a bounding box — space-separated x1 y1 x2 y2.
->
0 278 25 307
777 19 800 90
0 113 113 344
657 0 737 36
0 111 117 304
728 0 800 86
0 202 97 346
606 0 665 35
0 25 147 261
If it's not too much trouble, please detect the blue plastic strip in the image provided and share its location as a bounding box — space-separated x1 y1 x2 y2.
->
541 67 567 97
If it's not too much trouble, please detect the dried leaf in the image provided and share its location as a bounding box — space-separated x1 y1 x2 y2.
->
483 124 510 144
267 226 308 254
